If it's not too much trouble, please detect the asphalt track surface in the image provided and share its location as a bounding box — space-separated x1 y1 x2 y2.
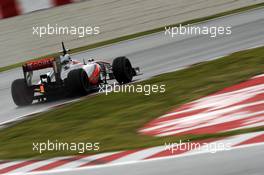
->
0 8 264 125
30 144 264 175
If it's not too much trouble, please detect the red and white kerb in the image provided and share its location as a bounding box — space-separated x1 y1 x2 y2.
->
0 0 79 19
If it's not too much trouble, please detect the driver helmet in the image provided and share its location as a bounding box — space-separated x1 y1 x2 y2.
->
60 54 71 64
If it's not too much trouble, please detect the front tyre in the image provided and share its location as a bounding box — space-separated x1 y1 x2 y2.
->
11 79 34 106
65 69 91 96
112 56 133 84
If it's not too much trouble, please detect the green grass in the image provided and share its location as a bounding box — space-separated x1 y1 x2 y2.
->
0 46 264 160
1 3 264 73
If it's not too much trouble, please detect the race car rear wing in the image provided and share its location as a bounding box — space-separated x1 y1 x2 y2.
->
22 57 62 86
23 57 55 72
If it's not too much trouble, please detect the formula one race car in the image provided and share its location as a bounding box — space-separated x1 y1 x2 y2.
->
11 42 140 106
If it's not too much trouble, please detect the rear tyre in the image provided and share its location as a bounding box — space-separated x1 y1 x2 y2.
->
112 56 133 84
11 79 34 106
65 69 91 96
